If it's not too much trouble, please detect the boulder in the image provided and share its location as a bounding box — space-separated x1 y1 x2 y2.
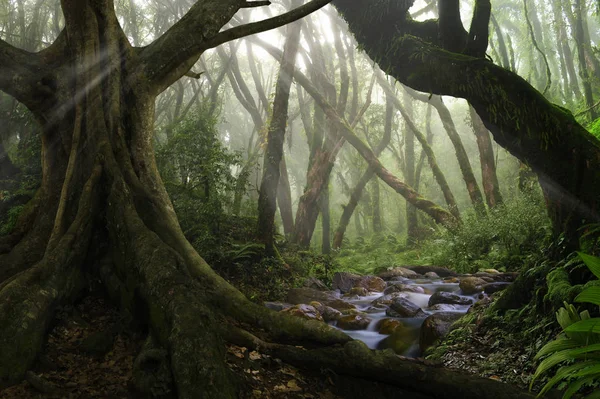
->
264 302 293 312
424 272 440 279
281 304 324 322
405 266 458 277
355 275 386 292
459 277 487 294
443 277 460 284
377 326 419 354
332 272 386 293
383 283 425 295
482 268 501 274
428 291 474 307
386 297 426 318
286 288 356 311
303 277 328 291
347 287 369 296
336 314 372 330
332 272 362 293
428 303 460 312
377 267 419 280
371 292 407 307
483 282 511 295
419 312 463 352
310 302 342 322
377 319 404 334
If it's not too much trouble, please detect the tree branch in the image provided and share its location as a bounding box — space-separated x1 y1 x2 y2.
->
0 37 45 109
140 0 332 95
202 0 332 50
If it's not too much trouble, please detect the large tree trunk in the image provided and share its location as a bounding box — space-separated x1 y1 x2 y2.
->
0 0 349 395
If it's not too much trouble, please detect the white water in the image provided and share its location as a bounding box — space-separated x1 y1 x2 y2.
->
332 278 478 357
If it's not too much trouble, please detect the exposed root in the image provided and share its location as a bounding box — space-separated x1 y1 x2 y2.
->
227 328 537 399
0 165 102 388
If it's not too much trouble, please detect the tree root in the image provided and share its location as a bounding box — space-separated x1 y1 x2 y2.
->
227 327 537 399
0 165 102 388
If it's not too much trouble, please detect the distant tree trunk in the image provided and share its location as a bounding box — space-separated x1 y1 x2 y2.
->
566 0 598 120
292 18 348 248
257 9 302 254
490 14 510 70
257 36 458 233
403 91 419 246
277 155 295 237
469 106 503 209
414 105 433 192
320 184 331 254
430 96 487 216
384 81 460 219
332 93 392 248
371 179 382 232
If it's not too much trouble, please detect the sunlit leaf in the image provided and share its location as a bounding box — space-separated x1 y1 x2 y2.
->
578 252 600 279
575 287 600 306
566 319 600 334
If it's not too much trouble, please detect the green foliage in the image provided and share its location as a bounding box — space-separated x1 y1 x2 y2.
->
156 107 241 253
531 253 600 398
336 233 427 275
0 204 24 236
422 193 550 273
589 118 600 141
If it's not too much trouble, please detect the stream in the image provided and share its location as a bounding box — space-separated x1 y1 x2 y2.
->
334 277 479 357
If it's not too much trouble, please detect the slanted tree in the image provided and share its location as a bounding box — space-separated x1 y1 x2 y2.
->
332 0 600 246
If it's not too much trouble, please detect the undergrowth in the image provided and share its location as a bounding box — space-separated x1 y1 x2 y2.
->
421 192 550 273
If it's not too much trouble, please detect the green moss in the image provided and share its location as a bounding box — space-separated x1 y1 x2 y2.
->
544 268 582 308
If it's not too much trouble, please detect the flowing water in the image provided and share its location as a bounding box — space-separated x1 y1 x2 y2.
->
331 277 479 357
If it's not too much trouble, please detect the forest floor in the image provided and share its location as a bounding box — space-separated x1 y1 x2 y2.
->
0 293 342 399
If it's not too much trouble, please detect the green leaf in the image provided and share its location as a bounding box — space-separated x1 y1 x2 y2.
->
563 375 599 399
566 319 600 334
575 287 600 306
534 338 580 360
535 360 597 396
532 344 600 382
578 252 600 279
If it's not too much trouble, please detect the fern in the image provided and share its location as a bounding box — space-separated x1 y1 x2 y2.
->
531 253 600 398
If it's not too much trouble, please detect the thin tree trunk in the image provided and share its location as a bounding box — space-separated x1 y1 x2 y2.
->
277 154 295 237
333 93 393 249
429 95 487 216
257 6 302 254
469 105 503 209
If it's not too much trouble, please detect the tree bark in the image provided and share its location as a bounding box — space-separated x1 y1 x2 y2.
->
469 105 503 209
257 7 302 255
277 154 295 237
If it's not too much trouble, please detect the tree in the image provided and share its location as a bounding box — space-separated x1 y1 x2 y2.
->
332 0 600 246
257 0 302 255
0 0 346 394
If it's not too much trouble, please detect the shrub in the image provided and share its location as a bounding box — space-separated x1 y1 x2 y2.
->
422 192 550 273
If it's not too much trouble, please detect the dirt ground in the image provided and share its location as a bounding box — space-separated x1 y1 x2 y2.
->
0 294 342 399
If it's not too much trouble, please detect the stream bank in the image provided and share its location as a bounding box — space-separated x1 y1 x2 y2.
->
266 266 517 358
